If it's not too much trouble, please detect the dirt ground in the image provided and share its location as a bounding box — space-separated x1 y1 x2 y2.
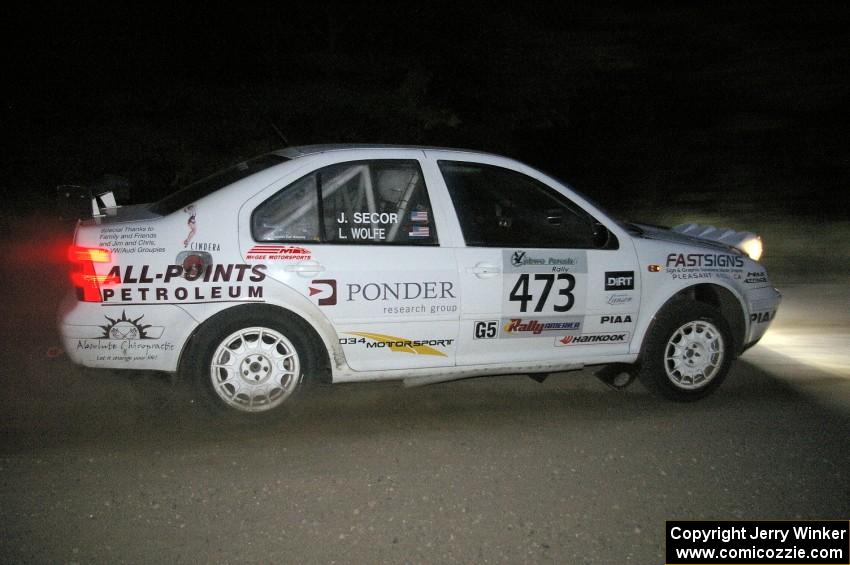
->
0 221 847 563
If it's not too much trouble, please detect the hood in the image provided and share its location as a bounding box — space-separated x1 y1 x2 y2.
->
632 222 740 254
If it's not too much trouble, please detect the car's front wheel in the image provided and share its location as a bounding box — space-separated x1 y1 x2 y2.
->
637 301 733 401
184 307 314 415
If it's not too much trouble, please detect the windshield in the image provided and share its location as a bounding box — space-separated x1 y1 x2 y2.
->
151 154 288 215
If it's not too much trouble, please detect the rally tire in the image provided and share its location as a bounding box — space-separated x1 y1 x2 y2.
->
183 307 315 416
637 300 733 402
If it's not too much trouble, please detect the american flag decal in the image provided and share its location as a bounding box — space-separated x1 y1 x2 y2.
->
408 226 430 238
410 210 429 223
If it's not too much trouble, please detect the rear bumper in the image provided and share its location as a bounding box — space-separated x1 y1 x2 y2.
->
57 291 197 371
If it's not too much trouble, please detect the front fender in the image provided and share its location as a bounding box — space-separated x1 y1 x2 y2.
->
631 278 749 358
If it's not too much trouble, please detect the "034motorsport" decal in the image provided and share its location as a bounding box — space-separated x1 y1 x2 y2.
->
339 332 454 356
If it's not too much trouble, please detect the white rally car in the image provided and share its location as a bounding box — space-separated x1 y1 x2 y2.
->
58 145 780 414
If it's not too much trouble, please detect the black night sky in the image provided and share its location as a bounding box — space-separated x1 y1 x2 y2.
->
4 2 849 219
2 6 850 562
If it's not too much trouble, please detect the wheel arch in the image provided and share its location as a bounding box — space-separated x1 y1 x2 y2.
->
177 303 333 384
636 282 747 361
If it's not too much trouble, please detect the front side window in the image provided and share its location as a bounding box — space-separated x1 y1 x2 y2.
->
252 160 436 245
438 161 605 249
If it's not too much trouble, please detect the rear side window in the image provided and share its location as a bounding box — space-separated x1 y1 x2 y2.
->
251 174 320 241
252 160 437 245
438 161 599 248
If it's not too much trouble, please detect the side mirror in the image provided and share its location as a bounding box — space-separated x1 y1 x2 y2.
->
592 221 611 248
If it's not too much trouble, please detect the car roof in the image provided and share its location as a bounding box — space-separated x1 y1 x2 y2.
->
272 144 502 160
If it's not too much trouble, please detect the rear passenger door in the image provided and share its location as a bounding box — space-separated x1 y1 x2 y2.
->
247 157 460 372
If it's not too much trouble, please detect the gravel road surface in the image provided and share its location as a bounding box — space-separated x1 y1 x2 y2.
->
1 228 847 564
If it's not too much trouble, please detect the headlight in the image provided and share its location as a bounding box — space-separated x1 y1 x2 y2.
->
740 236 763 261
673 224 764 262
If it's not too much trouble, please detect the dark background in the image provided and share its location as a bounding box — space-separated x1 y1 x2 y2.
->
3 2 849 219
2 6 849 562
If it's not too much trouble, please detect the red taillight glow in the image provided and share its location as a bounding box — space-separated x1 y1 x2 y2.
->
70 272 121 286
68 245 117 302
68 246 112 263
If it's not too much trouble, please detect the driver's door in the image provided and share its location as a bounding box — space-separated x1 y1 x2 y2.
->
435 160 640 366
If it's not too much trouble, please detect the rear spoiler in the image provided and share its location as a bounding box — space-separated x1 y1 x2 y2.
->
56 175 132 220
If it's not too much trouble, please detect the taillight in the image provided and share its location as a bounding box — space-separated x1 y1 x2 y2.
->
68 246 112 263
68 245 118 302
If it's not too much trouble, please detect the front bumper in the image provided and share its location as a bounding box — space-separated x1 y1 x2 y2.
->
743 285 782 348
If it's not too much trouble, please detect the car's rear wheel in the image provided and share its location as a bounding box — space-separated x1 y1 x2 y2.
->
637 301 733 401
208 326 301 412
184 307 314 415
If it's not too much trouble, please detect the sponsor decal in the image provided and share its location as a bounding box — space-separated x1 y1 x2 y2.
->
105 263 266 284
189 242 221 252
99 310 164 340
745 271 768 284
511 251 529 268
327 279 458 316
508 250 585 273
246 245 311 261
750 311 775 324
607 293 633 305
600 315 632 324
98 263 266 303
98 225 164 255
665 253 745 269
502 317 583 336
309 279 337 306
339 332 453 356
346 281 455 301
668 270 712 280
556 332 629 346
605 271 635 291
183 205 197 248
473 320 499 339
74 311 174 363
102 286 263 303
664 253 744 281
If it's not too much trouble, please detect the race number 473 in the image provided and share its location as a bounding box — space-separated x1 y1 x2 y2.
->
509 273 576 313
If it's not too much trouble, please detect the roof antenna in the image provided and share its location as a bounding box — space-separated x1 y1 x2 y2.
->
242 86 290 146
270 122 289 145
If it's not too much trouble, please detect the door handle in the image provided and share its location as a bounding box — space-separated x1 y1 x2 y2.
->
283 261 326 276
466 263 501 278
